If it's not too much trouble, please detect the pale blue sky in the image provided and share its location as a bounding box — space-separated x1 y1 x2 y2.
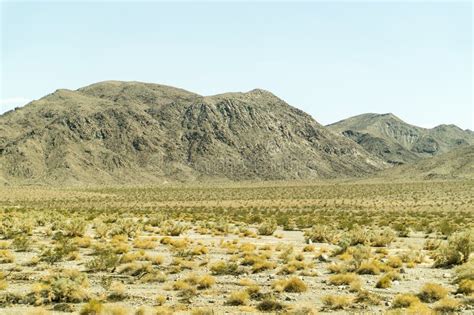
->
1 1 472 129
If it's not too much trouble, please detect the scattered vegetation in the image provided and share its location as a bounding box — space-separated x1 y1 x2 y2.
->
0 181 471 313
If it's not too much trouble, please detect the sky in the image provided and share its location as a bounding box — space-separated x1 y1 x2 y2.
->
1 1 473 129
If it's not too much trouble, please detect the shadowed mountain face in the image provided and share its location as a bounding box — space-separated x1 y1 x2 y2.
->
327 113 474 165
0 81 384 185
377 145 474 180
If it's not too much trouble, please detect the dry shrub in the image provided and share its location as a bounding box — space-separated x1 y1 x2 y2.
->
240 242 256 252
304 225 336 243
196 275 215 289
155 294 166 306
0 250 14 263
433 297 460 313
418 283 448 302
116 262 152 276
252 260 276 273
387 256 403 268
357 260 381 275
392 294 420 308
239 278 256 286
273 277 307 293
74 236 92 248
376 271 400 289
88 254 120 273
322 295 354 310
227 290 249 306
370 228 396 247
0 272 7 290
327 262 350 274
133 238 156 249
173 280 196 302
355 290 381 305
191 245 209 255
145 254 164 265
256 298 286 312
210 261 240 275
107 281 126 301
328 273 359 286
455 258 473 295
423 239 442 251
457 279 474 295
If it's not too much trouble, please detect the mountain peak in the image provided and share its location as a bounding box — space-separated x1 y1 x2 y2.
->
0 81 384 185
246 88 273 95
327 112 474 165
378 113 398 119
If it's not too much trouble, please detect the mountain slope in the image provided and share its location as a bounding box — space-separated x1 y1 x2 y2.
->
327 113 474 165
378 145 474 180
0 81 384 185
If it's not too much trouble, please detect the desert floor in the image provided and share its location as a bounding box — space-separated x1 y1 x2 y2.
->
0 180 472 314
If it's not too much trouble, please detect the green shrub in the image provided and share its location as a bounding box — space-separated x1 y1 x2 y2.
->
27 269 90 304
434 229 473 267
258 220 277 236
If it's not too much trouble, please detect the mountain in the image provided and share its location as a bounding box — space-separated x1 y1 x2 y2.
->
327 113 474 165
377 145 474 180
0 81 385 185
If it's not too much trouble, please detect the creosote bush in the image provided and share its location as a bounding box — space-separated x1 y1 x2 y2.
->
434 228 473 267
28 269 90 304
258 220 277 236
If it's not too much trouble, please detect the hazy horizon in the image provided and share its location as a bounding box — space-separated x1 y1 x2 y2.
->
1 1 472 129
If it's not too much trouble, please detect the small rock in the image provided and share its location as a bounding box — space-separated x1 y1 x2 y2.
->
385 301 391 307
393 280 400 285
399 268 406 274
443 273 451 278
319 254 330 262
285 296 292 301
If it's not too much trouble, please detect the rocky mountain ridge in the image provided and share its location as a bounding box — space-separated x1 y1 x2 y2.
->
0 81 384 185
327 113 474 165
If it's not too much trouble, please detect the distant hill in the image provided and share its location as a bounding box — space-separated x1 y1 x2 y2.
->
327 113 474 165
0 81 384 185
377 145 474 180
